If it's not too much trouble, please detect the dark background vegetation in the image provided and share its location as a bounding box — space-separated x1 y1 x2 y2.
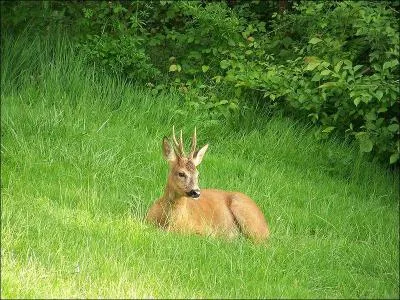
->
1 0 399 167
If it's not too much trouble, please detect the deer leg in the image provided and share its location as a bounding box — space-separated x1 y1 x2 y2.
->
146 201 169 229
229 194 270 243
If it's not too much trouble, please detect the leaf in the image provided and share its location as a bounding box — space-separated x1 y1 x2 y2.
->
213 75 222 83
308 113 319 121
390 152 399 164
215 100 229 106
320 69 331 76
383 59 399 70
353 98 361 106
309 37 322 44
201 65 210 73
311 73 321 81
356 132 373 153
343 60 352 67
322 126 335 133
220 60 230 69
228 40 236 47
375 90 383 101
353 65 363 72
365 111 376 121
228 102 239 111
169 64 177 72
318 82 337 89
334 61 343 73
305 61 320 71
360 138 373 153
304 56 320 63
383 61 390 71
387 124 399 132
320 61 330 68
377 107 387 113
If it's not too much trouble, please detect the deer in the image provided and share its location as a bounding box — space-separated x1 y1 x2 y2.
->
146 126 270 243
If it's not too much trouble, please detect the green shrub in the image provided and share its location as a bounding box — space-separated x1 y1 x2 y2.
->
220 1 399 165
78 33 159 82
1 0 399 166
76 1 160 83
143 1 248 120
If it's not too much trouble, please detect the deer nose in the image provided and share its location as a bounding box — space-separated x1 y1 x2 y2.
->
187 189 200 199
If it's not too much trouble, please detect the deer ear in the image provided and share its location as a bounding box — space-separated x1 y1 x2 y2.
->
162 137 176 162
193 144 208 166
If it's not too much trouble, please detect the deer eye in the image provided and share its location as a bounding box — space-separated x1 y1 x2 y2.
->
178 172 186 178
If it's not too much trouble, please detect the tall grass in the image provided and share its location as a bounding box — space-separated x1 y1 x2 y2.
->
1 31 399 298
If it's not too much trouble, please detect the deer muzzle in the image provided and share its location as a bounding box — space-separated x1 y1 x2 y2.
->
186 189 200 199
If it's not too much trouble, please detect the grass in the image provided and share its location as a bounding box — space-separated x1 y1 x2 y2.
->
1 31 399 299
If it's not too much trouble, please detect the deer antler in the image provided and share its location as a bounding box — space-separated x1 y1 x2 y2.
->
172 125 185 156
189 127 197 158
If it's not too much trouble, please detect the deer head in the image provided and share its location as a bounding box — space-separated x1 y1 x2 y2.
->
162 126 208 199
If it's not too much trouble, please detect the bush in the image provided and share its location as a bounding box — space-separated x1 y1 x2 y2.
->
1 0 399 166
220 1 399 165
76 1 160 83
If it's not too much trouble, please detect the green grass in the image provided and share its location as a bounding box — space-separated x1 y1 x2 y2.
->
1 32 399 299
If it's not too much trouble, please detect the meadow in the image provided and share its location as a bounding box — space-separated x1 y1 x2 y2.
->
1 32 399 298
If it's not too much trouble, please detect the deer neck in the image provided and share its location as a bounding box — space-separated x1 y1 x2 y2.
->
162 178 181 205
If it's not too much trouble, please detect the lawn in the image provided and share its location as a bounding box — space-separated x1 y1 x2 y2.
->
1 32 399 299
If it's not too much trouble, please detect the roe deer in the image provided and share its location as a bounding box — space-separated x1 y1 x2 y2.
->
146 127 270 242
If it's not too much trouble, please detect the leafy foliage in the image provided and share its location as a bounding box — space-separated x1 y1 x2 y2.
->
76 2 160 82
219 1 400 165
1 0 399 165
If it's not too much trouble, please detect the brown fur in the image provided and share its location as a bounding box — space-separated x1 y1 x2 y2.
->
146 129 270 243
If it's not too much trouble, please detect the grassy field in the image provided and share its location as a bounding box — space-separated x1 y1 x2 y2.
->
1 32 399 299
